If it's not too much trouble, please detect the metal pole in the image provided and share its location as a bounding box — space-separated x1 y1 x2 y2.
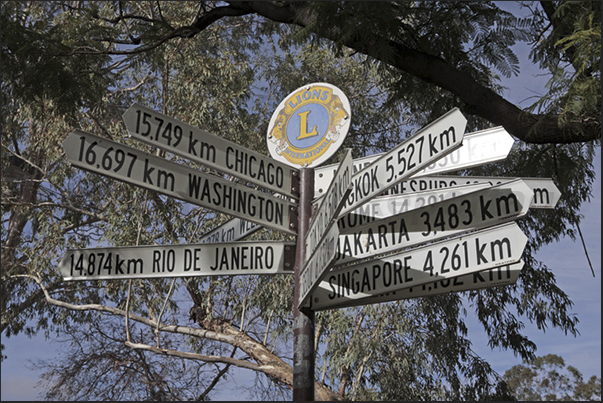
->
293 167 315 401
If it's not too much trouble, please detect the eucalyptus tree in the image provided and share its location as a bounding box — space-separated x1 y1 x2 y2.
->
1 1 599 401
503 354 601 401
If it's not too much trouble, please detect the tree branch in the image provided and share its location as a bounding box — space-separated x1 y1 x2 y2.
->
124 340 263 371
60 1 600 144
229 1 600 144
14 273 343 401
75 4 251 57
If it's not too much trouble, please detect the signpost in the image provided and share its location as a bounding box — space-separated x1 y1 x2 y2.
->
307 222 527 309
62 130 298 235
123 104 301 199
310 260 524 311
340 108 467 215
59 241 296 280
292 168 315 401
59 90 564 401
335 179 532 265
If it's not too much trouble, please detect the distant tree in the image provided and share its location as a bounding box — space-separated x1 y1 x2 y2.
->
503 354 602 401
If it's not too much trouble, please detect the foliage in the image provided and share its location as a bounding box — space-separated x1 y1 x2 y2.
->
526 1 601 128
503 354 601 401
34 317 216 401
1 1 600 401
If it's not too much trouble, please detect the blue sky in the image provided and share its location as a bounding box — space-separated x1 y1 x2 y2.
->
465 151 601 378
463 0 601 381
1 3 601 401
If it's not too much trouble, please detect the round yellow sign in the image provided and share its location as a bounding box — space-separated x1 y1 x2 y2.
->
266 83 351 168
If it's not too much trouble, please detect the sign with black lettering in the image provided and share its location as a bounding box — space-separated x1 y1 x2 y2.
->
339 108 467 216
299 224 339 308
314 126 511 196
310 261 524 310
338 182 491 232
306 149 352 259
306 222 527 309
200 218 262 244
123 104 300 199
384 175 561 208
59 241 296 281
336 179 532 265
62 130 297 235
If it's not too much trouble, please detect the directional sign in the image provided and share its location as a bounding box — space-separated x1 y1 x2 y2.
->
411 125 515 176
62 130 298 235
339 108 467 216
337 182 491 232
59 241 296 281
123 104 300 199
199 218 262 244
310 260 524 310
385 175 561 208
299 224 339 309
306 149 352 258
314 126 512 196
335 178 532 265
306 222 527 309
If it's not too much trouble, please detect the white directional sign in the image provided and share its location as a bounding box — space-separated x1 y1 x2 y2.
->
306 149 352 258
335 178 532 265
200 218 262 244
62 130 298 234
310 260 524 310
339 108 467 216
123 104 300 199
59 241 296 281
314 126 512 196
305 222 527 309
299 224 339 308
337 182 491 231
411 126 515 177
385 175 561 208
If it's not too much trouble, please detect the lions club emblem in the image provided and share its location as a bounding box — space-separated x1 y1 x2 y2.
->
267 83 351 168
